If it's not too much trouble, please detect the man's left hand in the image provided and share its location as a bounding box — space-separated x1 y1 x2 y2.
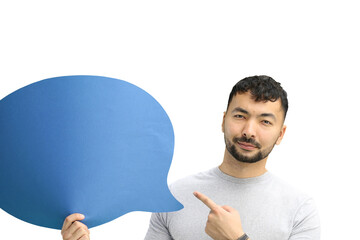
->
194 191 244 240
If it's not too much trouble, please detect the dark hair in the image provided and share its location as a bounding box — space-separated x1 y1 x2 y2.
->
227 75 288 119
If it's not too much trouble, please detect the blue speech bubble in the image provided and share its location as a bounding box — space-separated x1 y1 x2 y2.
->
0 75 183 229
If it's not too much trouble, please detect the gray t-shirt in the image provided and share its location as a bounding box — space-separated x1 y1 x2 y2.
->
145 167 320 240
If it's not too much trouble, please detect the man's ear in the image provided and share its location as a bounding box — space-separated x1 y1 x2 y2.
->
221 111 226 133
276 125 287 145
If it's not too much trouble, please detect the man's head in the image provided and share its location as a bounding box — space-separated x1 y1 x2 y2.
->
226 75 288 120
222 75 288 164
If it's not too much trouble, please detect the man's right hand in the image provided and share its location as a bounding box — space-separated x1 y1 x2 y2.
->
61 213 90 240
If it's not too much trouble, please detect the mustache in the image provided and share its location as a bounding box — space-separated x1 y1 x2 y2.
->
233 136 262 148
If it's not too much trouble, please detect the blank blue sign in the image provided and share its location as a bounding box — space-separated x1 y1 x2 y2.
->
0 75 183 229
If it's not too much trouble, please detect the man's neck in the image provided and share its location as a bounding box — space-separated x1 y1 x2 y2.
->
219 150 268 178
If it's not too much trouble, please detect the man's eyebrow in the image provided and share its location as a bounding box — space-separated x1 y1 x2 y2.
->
260 113 276 121
231 107 249 114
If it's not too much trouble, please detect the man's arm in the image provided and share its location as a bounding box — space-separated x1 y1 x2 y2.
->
144 212 174 240
289 198 321 239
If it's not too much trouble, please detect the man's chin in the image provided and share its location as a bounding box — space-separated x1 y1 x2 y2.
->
235 158 263 164
227 144 263 163
237 146 260 155
233 151 263 163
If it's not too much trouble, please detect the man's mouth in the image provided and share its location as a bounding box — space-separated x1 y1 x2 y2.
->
237 141 257 150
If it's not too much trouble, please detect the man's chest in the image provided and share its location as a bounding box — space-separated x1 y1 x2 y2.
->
166 202 292 240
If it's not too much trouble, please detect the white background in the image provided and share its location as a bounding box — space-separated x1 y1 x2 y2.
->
0 0 359 239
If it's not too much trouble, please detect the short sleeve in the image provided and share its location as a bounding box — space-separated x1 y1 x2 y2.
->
289 198 321 240
144 212 173 240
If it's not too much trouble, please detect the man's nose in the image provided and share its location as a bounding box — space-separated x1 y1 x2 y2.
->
241 120 256 139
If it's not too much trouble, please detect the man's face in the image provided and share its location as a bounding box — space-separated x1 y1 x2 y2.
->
222 91 286 163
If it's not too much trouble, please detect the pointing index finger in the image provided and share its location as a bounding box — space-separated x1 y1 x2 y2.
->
193 191 218 210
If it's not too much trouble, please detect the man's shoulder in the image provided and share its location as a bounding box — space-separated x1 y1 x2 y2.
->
169 168 215 188
267 174 320 237
266 173 314 208
168 168 218 200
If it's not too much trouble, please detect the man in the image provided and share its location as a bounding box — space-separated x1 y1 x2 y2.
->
61 76 320 240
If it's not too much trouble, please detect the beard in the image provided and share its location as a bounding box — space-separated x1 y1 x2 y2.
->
225 135 276 163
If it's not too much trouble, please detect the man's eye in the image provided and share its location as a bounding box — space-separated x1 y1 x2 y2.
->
262 120 272 125
234 115 244 119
